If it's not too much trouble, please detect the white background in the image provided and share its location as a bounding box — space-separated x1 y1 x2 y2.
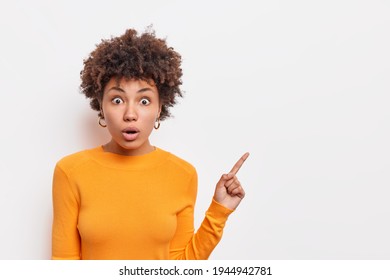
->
0 0 389 260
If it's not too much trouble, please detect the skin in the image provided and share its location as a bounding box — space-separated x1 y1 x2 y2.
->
100 77 249 209
101 78 161 156
214 152 249 209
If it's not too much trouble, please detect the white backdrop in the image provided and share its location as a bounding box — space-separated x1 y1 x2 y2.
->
0 0 389 260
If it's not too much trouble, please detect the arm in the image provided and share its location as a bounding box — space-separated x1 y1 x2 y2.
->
169 153 249 260
51 164 81 260
169 173 234 260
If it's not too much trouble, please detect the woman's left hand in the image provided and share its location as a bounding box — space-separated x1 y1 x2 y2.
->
213 152 249 210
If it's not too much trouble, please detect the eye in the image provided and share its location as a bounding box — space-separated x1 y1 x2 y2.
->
112 97 123 105
140 98 150 106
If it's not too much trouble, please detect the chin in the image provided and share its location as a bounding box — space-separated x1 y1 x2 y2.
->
120 141 143 150
120 140 151 153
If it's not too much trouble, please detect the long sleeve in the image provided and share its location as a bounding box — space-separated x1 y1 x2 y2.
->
52 164 81 260
51 147 233 260
169 172 234 260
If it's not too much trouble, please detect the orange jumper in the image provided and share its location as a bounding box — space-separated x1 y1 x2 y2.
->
52 146 233 259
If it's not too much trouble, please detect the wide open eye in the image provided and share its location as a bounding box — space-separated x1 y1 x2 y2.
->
140 98 151 106
112 97 124 105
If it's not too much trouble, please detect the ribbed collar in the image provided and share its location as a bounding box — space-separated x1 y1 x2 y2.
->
86 145 170 170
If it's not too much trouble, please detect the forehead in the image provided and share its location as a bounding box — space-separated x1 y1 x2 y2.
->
104 77 157 93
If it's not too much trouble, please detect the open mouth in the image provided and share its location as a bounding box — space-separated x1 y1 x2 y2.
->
122 127 140 141
123 128 140 134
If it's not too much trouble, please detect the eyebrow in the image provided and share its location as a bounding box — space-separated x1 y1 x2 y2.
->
106 86 154 94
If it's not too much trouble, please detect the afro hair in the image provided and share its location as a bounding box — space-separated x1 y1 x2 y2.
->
80 28 183 120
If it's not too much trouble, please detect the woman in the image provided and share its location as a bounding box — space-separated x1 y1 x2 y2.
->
52 28 249 260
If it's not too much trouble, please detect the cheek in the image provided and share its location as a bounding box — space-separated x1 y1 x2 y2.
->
139 110 158 126
102 108 123 132
104 110 120 125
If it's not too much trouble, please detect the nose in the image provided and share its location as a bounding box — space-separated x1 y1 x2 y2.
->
123 104 138 122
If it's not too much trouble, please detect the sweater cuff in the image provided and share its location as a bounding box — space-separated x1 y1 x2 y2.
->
206 199 235 220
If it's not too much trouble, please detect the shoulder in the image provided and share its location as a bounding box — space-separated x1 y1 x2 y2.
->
55 148 96 174
159 148 197 177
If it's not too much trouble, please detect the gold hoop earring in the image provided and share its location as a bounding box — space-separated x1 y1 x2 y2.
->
98 117 107 128
154 118 160 130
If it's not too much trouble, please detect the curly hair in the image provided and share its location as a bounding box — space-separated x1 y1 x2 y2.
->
80 28 183 120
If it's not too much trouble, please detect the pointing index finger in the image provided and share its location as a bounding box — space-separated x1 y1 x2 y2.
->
229 152 250 175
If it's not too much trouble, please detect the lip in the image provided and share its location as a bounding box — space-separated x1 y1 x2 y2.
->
122 127 140 141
